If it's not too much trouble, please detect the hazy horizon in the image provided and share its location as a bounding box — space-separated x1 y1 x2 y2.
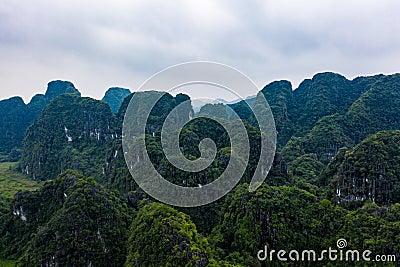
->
2 70 398 104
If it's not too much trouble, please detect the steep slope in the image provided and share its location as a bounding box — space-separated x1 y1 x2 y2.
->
344 74 400 144
126 202 209 266
102 87 131 113
20 94 116 181
326 130 400 205
210 183 400 266
230 72 374 149
0 80 81 157
0 170 130 266
281 114 354 163
292 72 363 136
0 97 30 154
1 72 399 265
229 80 295 148
20 91 195 191
210 184 339 265
282 74 399 163
28 80 81 120
260 80 295 147
43 80 80 99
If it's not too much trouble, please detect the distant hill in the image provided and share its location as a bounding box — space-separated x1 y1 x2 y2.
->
102 87 131 113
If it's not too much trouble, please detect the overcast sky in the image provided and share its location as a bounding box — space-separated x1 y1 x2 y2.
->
1 0 399 102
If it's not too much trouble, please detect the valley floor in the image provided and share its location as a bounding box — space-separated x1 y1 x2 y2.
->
0 162 41 199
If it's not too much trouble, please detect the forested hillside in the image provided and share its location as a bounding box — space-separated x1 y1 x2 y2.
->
1 170 131 266
0 72 399 266
20 94 116 181
0 81 80 161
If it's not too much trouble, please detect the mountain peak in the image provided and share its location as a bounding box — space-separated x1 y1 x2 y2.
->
45 80 81 99
311 72 346 81
102 87 131 113
0 96 26 106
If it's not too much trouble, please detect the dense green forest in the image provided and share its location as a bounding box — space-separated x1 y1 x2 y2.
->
0 80 80 161
0 72 399 266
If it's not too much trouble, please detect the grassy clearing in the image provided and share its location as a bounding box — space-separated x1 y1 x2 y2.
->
0 259 17 266
0 163 40 264
0 162 41 199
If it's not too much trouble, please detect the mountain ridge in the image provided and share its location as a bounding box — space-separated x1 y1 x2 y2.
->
0 81 81 158
1 71 399 266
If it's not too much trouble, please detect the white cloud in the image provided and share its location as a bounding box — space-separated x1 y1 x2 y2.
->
0 0 399 102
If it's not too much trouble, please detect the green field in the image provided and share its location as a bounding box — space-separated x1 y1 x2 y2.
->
0 163 39 265
0 259 17 267
0 162 41 199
